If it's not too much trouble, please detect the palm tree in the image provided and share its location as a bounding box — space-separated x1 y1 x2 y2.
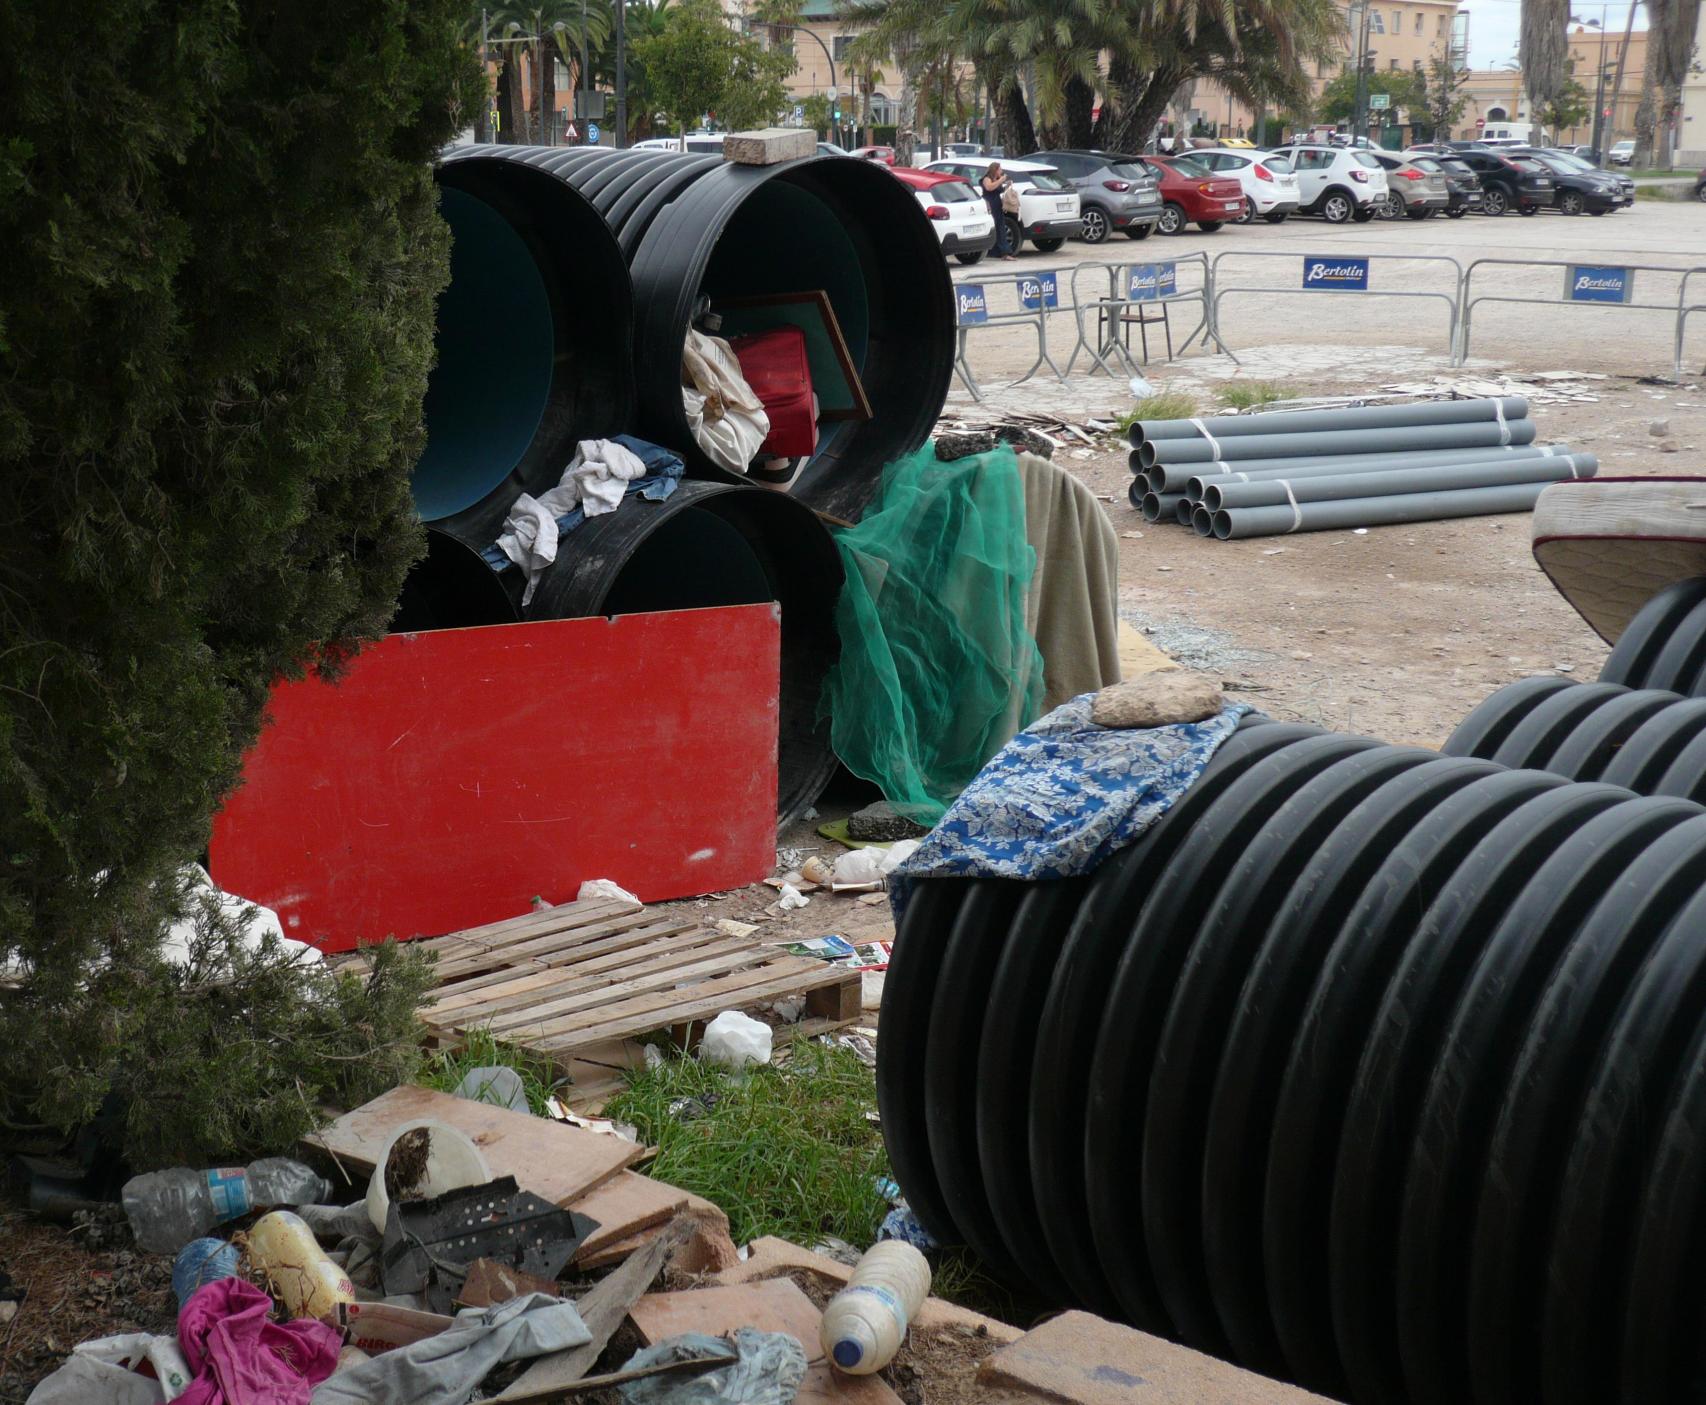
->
1631 0 1700 165
1518 0 1569 126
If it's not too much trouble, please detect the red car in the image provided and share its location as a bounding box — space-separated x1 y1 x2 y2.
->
1130 154 1246 233
852 146 897 166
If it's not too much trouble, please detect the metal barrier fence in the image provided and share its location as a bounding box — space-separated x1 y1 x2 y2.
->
949 269 1069 401
1456 257 1706 369
1064 253 1215 379
1208 249 1465 363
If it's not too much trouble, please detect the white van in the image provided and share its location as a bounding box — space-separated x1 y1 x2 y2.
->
1480 123 1539 146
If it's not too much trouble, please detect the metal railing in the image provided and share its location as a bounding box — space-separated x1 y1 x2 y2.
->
1456 257 1706 368
1064 252 1215 380
947 268 1070 401
1209 249 1465 364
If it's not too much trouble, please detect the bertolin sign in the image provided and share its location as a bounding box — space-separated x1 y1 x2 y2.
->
956 284 989 325
1127 262 1178 301
1565 264 1634 304
1302 256 1370 291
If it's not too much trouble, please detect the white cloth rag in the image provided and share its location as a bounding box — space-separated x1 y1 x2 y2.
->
496 439 652 605
682 328 770 474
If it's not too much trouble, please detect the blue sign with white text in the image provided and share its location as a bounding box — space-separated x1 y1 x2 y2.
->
1019 271 1061 311
956 284 989 325
1566 264 1634 304
1302 256 1370 291
1127 262 1178 301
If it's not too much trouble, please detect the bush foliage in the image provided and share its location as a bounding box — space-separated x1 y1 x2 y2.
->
0 0 480 1163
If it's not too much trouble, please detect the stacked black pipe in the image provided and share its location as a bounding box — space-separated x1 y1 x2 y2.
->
1598 577 1706 693
878 715 1706 1405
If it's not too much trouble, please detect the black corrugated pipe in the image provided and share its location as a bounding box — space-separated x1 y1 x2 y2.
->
880 717 1706 1405
1599 577 1706 692
419 157 635 546
441 146 955 524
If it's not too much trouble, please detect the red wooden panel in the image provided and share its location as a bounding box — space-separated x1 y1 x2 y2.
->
210 606 779 952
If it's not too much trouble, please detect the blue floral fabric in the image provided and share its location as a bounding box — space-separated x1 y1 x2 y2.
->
888 692 1251 921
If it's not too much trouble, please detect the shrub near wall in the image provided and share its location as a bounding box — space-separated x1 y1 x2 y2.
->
0 0 480 1160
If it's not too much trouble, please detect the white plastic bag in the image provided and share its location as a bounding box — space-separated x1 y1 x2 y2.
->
682 330 769 474
700 1011 773 1070
578 878 640 905
25 1333 193 1404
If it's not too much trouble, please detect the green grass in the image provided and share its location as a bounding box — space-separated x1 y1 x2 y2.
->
1116 390 1199 430
606 1042 893 1248
1634 183 1688 202
419 1027 562 1116
1219 381 1289 411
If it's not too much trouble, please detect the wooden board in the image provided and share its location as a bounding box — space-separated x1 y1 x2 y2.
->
570 1171 691 1263
209 608 780 952
629 1281 903 1403
303 1085 642 1208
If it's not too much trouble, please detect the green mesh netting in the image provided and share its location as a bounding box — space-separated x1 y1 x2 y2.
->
822 444 1046 824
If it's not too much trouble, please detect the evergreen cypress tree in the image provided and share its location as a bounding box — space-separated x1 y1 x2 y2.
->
0 0 481 1161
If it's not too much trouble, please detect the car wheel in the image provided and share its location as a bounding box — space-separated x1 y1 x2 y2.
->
1406 205 1433 220
1351 204 1377 223
956 251 984 265
1321 190 1353 223
1158 202 1187 235
1482 186 1509 215
1080 206 1110 244
1033 236 1066 251
1004 215 1024 250
1697 182 1706 203
1558 190 1585 215
1126 223 1154 240
1446 208 1467 218
1263 211 1289 224
1197 221 1223 232
1236 197 1255 224
1379 191 1403 220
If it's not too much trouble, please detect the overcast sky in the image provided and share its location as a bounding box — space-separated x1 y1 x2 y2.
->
1466 0 1640 67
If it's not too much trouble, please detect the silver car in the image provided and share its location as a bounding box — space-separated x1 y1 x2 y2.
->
1372 151 1450 219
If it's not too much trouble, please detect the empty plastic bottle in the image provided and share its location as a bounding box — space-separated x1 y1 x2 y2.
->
819 1241 932 1375
122 1158 332 1254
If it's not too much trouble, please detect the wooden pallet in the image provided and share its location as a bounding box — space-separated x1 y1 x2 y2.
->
409 897 861 1062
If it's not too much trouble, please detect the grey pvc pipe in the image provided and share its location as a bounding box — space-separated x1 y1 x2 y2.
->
1211 482 1550 540
1166 444 1561 497
1142 417 1537 470
1127 396 1529 448
1143 491 1185 523
1174 496 1195 527
1202 454 1598 512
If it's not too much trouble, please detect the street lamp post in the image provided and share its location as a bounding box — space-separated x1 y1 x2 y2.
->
1572 9 1611 155
759 20 839 145
615 0 626 148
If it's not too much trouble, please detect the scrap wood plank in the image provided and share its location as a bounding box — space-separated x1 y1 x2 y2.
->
304 1085 642 1208
569 1171 691 1261
427 921 718 1013
431 910 678 981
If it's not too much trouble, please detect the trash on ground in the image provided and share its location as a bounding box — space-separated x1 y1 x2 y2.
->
821 1240 931 1375
23 1332 194 1405
452 1065 530 1113
243 1209 357 1320
171 1238 241 1311
699 1012 773 1071
365 1118 492 1234
617 1330 803 1404
576 878 641 905
122 1159 332 1255
181 1276 341 1400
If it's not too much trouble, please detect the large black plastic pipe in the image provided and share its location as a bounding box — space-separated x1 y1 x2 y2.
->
1599 577 1706 690
442 146 955 524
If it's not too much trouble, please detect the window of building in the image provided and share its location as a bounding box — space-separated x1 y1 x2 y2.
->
1369 11 1384 32
1389 56 1400 68
1392 11 1403 31
1413 56 1423 69
1415 11 1424 32
832 34 853 60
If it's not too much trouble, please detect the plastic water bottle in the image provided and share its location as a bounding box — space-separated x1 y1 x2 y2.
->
820 1241 932 1375
121 1158 332 1254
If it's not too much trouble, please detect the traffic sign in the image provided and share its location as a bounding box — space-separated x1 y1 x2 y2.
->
586 121 600 143
1369 92 1390 110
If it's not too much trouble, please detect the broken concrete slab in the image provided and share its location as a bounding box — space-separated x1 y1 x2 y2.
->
723 128 817 165
976 1311 1343 1404
707 1236 1021 1344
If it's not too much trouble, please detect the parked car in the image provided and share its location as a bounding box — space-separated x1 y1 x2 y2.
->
1030 149 1164 243
923 156 1083 251
1265 144 1388 222
1512 147 1632 214
1449 147 1555 215
1370 151 1450 219
1127 153 1247 232
889 168 996 263
1190 147 1302 223
853 145 897 165
1430 154 1485 217
635 132 723 154
1548 144 1601 163
1697 165 1706 202
1609 139 1636 166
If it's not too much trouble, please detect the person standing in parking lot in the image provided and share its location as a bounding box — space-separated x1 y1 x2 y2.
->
981 162 1016 259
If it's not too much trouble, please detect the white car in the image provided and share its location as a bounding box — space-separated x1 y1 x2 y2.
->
1265 144 1389 223
1609 139 1636 166
922 156 1083 251
634 132 724 155
894 170 996 264
1190 148 1303 224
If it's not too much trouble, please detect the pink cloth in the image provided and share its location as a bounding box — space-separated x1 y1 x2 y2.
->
177 1278 341 1405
